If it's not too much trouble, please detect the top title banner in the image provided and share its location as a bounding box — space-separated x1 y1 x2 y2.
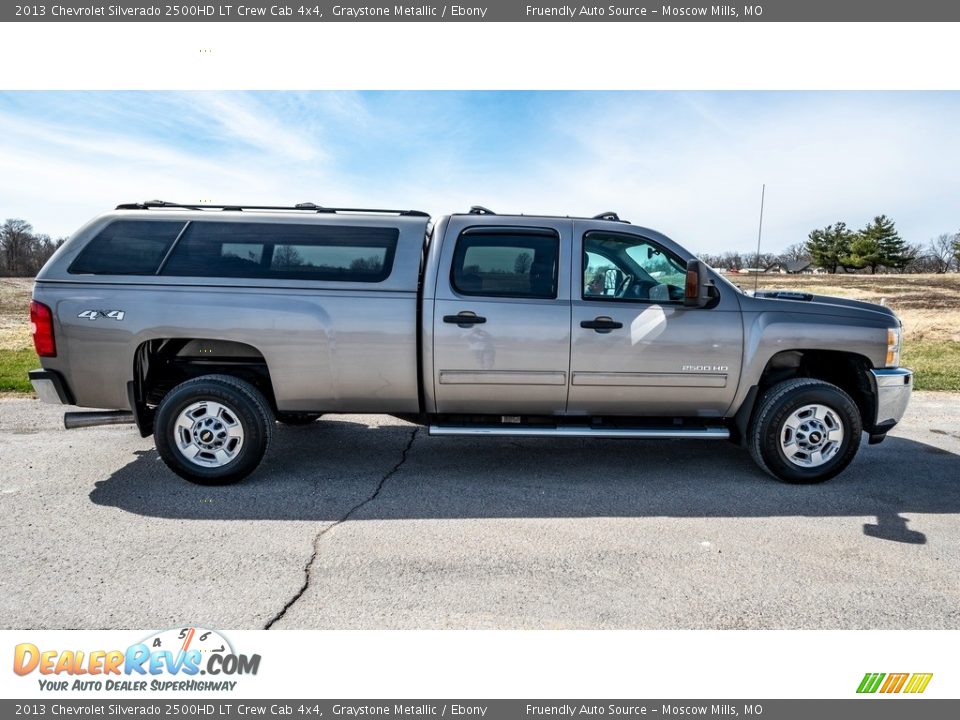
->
6 0 960 22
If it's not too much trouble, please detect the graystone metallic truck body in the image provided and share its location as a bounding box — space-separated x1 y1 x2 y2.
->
29 204 912 484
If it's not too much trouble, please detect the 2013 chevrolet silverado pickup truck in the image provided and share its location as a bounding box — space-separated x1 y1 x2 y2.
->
29 201 913 485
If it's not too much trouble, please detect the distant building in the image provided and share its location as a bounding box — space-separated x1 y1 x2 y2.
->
778 259 815 274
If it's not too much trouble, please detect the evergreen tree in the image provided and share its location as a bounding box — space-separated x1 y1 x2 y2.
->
806 222 853 273
841 232 883 273
865 215 910 272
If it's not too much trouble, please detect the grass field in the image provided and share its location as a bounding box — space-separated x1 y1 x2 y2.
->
1 275 958 393
749 273 960 392
0 347 35 394
0 278 35 394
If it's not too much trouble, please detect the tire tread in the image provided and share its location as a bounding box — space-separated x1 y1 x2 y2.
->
154 374 274 484
747 378 860 484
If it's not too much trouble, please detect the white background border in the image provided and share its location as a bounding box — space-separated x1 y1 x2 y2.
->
1 22 958 90
1 18 957 701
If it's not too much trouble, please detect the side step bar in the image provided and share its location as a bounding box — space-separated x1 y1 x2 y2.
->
428 425 729 440
64 411 136 430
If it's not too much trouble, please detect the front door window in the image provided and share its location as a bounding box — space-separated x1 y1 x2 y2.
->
583 232 687 303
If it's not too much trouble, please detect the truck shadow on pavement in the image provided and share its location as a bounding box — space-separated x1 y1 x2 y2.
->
89 418 960 544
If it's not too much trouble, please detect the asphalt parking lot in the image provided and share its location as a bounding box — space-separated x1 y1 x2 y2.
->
1 392 958 630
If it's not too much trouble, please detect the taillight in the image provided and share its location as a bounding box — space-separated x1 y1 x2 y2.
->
30 300 56 357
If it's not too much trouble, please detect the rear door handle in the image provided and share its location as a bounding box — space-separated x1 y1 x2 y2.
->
580 317 623 332
444 313 487 326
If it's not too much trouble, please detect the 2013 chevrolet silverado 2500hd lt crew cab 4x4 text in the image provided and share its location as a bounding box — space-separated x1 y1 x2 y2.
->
28 201 912 485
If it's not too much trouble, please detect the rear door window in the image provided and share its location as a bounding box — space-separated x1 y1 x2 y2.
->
160 222 399 282
69 220 185 275
451 231 560 299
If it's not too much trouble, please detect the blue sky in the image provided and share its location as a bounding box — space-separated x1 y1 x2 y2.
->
0 91 957 253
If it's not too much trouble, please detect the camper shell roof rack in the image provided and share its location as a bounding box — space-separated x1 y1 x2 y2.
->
115 200 430 217
456 206 630 223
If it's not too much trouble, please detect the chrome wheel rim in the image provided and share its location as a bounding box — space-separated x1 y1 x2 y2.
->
780 403 844 468
174 401 244 467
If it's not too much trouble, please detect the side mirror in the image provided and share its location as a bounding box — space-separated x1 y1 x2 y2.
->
684 259 714 308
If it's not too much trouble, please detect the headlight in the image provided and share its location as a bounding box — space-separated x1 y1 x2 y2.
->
886 327 901 367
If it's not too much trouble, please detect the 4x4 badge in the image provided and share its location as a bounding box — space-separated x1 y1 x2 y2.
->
78 310 125 321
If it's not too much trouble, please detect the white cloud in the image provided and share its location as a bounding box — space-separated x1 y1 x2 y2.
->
183 93 325 162
0 95 341 235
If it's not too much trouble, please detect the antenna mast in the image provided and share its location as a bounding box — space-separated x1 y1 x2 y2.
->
753 184 766 293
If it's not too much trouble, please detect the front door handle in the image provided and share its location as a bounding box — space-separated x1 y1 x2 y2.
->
444 313 487 326
580 317 623 332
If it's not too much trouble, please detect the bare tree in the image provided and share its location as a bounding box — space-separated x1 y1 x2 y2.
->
698 253 723 268
779 242 812 264
754 252 780 271
272 245 304 268
349 254 384 272
513 252 532 275
1 219 34 275
889 242 921 274
719 251 744 271
903 243 935 273
927 233 956 273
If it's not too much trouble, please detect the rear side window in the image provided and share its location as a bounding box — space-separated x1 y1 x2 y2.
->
451 230 559 299
161 222 399 283
69 220 185 275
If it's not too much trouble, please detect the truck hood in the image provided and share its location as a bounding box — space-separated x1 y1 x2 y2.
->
742 289 900 325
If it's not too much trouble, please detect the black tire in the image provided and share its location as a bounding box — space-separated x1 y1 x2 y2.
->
275 412 323 426
154 374 274 485
747 378 862 484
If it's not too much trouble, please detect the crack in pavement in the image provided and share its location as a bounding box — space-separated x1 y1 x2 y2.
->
264 425 419 629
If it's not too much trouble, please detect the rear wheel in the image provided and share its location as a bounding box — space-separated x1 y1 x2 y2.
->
748 378 862 484
154 374 274 485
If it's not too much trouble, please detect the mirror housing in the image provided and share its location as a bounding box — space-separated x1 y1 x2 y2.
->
683 259 714 308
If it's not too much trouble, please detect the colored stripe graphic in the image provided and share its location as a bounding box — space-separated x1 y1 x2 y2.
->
880 673 909 693
904 673 934 694
857 672 932 694
857 673 885 693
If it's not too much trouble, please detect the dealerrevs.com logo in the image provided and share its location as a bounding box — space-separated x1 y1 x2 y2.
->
13 626 261 692
857 672 933 694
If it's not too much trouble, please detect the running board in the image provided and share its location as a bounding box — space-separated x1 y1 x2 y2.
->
428 425 729 440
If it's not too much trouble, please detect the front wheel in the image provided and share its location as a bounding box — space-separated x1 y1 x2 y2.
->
154 374 274 485
747 378 862 484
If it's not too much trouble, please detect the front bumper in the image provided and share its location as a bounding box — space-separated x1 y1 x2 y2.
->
870 367 913 430
28 369 74 405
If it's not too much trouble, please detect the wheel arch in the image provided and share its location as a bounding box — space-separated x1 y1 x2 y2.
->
733 349 876 444
130 338 277 437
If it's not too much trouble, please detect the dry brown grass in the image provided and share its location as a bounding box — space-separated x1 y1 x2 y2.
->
748 273 960 343
0 278 33 351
